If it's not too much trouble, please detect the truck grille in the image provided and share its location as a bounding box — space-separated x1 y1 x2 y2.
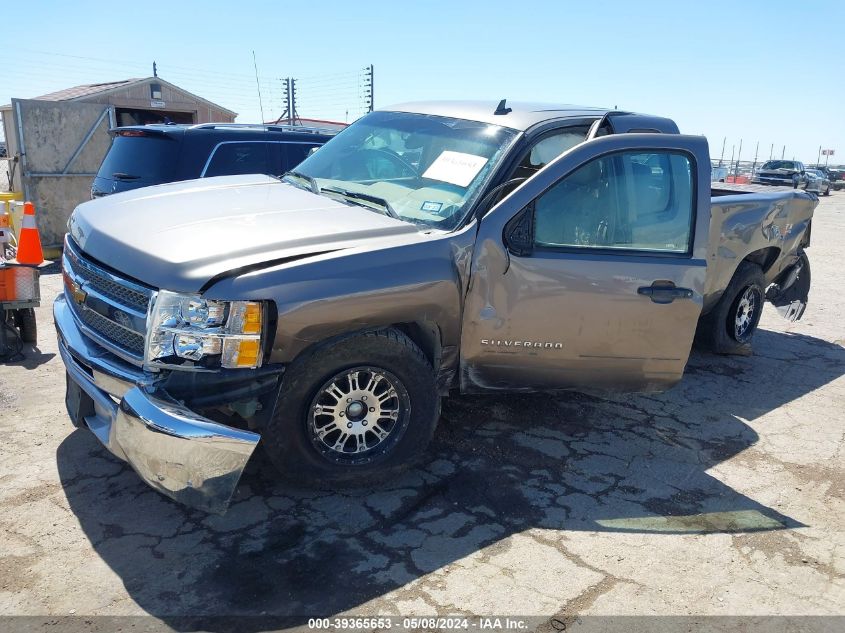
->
74 305 146 354
76 265 150 312
62 237 154 364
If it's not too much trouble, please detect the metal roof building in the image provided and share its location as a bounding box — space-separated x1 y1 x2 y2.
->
20 76 237 126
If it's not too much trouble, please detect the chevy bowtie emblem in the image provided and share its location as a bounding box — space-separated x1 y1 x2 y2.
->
63 272 87 306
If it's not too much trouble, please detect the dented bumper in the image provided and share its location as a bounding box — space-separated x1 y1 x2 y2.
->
768 253 811 322
55 294 259 514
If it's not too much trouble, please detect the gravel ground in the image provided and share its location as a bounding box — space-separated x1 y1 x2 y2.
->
1 195 843 631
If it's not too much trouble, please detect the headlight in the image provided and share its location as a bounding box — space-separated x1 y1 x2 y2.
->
145 290 266 369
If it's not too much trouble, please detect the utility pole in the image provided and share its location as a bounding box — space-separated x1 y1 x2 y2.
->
291 78 299 125
769 143 773 160
363 65 374 113
817 145 822 167
752 141 759 175
735 138 743 179
275 78 292 126
781 145 786 159
718 137 726 167
729 145 735 178
153 61 157 77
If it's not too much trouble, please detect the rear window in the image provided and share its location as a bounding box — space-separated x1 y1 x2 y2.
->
97 134 179 182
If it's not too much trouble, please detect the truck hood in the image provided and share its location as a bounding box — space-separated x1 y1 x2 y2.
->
69 175 421 292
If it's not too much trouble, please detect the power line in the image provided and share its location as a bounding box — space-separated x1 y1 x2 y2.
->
3 50 373 124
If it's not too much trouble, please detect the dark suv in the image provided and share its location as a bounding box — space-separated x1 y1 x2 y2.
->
91 123 335 198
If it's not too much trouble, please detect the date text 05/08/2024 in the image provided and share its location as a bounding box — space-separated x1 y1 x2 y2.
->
307 617 531 630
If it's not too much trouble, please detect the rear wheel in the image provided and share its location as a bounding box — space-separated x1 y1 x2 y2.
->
731 285 763 344
696 262 765 354
262 328 439 485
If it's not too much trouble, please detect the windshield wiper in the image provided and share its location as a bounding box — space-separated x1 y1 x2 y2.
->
112 172 140 180
320 187 401 220
280 170 320 194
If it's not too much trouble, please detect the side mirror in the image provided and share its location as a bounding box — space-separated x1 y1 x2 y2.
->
504 205 535 256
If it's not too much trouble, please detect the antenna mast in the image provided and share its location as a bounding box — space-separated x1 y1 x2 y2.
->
252 50 265 123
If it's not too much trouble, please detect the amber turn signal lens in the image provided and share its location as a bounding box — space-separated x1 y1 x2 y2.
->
242 303 262 334
221 337 261 369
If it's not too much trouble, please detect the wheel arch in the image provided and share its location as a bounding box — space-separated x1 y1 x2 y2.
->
392 320 443 370
742 246 781 274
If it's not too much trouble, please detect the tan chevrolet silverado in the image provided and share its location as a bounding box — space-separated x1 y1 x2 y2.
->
57 101 816 512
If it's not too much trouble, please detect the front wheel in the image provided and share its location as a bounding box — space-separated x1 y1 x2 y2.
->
262 328 439 485
695 261 765 354
823 186 831 196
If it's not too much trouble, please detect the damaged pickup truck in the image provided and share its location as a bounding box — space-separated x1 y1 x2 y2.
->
56 101 816 512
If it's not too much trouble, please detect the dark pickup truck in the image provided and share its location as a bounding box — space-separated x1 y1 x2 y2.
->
56 101 816 512
752 160 808 188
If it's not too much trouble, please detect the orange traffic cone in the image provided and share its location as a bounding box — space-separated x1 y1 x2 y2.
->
16 202 44 266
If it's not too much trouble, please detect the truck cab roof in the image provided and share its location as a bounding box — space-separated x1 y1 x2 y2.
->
382 100 679 134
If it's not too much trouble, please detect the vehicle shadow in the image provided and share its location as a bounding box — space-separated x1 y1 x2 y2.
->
7 344 56 369
55 329 844 627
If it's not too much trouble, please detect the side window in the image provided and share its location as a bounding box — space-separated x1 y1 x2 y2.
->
533 150 694 254
203 143 271 177
283 143 321 171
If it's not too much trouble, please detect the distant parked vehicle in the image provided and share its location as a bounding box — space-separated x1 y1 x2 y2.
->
804 169 831 196
91 123 335 198
752 160 807 189
809 165 845 190
807 165 834 180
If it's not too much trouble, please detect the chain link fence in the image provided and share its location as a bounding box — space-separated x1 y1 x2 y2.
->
1 158 14 192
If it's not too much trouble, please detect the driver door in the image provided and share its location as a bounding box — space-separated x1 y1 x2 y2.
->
460 133 711 393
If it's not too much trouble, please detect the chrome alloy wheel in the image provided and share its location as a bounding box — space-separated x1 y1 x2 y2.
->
734 286 760 341
308 366 410 463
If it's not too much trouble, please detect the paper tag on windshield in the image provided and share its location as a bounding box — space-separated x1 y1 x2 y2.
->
421 201 443 213
422 151 488 187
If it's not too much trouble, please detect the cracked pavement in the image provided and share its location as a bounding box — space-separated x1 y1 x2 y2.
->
0 196 843 627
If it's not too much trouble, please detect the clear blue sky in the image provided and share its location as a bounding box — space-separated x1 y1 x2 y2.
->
3 0 844 163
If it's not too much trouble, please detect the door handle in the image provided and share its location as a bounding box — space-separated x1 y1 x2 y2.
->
637 282 694 304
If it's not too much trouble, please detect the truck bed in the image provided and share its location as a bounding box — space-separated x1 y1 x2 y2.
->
703 184 815 310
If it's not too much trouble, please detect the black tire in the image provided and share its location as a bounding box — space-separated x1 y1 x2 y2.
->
823 186 830 196
262 328 439 486
696 261 765 355
14 308 37 344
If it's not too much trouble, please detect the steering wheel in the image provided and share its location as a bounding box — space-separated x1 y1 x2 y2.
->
357 148 420 180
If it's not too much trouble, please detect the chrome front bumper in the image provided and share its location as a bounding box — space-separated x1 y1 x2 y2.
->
54 294 260 514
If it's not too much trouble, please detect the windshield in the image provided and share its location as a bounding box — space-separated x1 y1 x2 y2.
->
287 111 518 230
761 160 797 170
